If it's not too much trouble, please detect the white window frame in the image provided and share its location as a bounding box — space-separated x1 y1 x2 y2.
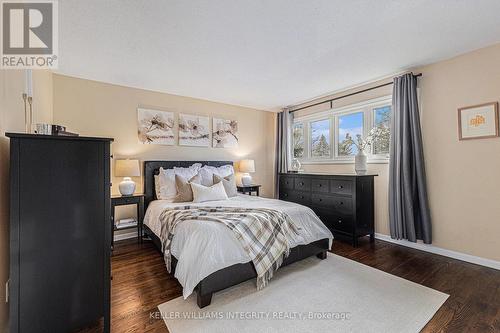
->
292 122 306 159
293 95 392 164
308 117 333 160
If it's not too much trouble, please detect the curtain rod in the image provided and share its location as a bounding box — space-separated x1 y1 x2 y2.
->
289 73 422 113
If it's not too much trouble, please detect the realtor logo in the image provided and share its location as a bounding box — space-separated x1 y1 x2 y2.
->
1 0 58 68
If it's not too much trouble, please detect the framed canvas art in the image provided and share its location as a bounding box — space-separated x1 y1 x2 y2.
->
212 118 238 148
458 102 499 140
178 113 210 146
137 108 175 145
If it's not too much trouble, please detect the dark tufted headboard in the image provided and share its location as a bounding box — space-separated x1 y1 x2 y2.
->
143 160 233 209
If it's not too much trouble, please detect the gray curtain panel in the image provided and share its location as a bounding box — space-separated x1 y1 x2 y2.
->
389 73 432 243
275 109 293 197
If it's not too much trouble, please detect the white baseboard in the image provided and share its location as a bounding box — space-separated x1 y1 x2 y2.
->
114 230 138 242
375 233 500 271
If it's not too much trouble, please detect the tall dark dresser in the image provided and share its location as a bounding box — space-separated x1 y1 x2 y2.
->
278 172 376 247
7 133 113 333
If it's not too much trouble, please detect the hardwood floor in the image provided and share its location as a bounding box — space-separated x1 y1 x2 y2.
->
86 237 500 332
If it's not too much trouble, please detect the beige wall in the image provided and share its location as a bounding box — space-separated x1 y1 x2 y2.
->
416 44 500 261
51 74 277 221
0 69 53 333
294 43 500 262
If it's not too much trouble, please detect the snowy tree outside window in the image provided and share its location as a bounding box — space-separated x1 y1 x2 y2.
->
310 119 330 158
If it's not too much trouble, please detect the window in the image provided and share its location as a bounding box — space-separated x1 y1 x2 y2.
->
293 96 391 163
310 119 331 158
338 112 363 156
372 106 391 155
292 123 304 158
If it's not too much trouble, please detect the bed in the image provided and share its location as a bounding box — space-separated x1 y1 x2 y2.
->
142 161 333 308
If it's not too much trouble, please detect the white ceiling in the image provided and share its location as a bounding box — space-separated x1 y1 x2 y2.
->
57 0 500 111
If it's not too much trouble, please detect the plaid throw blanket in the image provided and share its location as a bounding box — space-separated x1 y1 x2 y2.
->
159 206 300 290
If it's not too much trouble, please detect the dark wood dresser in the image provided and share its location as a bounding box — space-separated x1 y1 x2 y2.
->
7 133 113 333
278 172 376 247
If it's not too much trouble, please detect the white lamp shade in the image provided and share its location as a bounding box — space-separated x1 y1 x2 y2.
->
239 159 255 173
115 159 140 177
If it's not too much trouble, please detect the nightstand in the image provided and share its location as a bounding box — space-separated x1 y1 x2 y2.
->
237 184 261 196
111 194 145 249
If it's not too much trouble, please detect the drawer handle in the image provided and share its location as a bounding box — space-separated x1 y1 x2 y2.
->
300 182 304 186
338 219 342 224
339 202 344 205
300 196 304 199
338 185 344 189
318 184 322 187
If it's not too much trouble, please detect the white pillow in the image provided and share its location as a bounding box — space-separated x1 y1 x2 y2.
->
157 163 203 200
198 165 234 186
154 174 161 199
174 163 202 173
191 181 229 203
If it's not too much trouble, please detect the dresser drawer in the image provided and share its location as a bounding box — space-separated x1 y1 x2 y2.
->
311 193 334 208
294 177 311 191
279 190 311 205
312 208 352 233
330 214 353 233
279 189 292 201
311 178 330 193
291 191 310 205
331 196 353 215
330 179 353 195
279 176 294 190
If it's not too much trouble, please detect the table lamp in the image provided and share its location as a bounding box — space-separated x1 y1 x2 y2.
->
115 159 140 195
239 159 255 186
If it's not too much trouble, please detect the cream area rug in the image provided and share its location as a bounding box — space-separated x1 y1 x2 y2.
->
158 253 448 333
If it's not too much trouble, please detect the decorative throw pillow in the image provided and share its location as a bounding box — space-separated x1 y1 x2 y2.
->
173 163 202 174
199 165 235 186
213 173 237 197
172 173 202 203
191 181 229 203
157 168 176 200
158 163 202 200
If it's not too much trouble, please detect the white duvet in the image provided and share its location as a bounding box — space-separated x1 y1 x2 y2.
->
143 194 333 298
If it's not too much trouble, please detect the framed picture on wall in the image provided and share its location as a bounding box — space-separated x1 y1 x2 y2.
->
212 118 238 148
178 113 210 146
137 108 175 145
458 102 499 140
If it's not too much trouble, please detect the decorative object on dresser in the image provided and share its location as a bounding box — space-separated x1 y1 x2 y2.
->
278 172 376 247
458 102 499 140
111 194 145 248
137 107 175 145
7 133 113 333
290 158 302 173
22 70 33 133
343 126 387 174
115 159 141 195
212 118 239 148
237 184 261 196
238 159 255 185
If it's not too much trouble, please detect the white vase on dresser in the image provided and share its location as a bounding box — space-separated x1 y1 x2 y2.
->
355 149 367 174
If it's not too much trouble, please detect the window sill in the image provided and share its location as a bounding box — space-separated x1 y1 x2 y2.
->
299 159 389 165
